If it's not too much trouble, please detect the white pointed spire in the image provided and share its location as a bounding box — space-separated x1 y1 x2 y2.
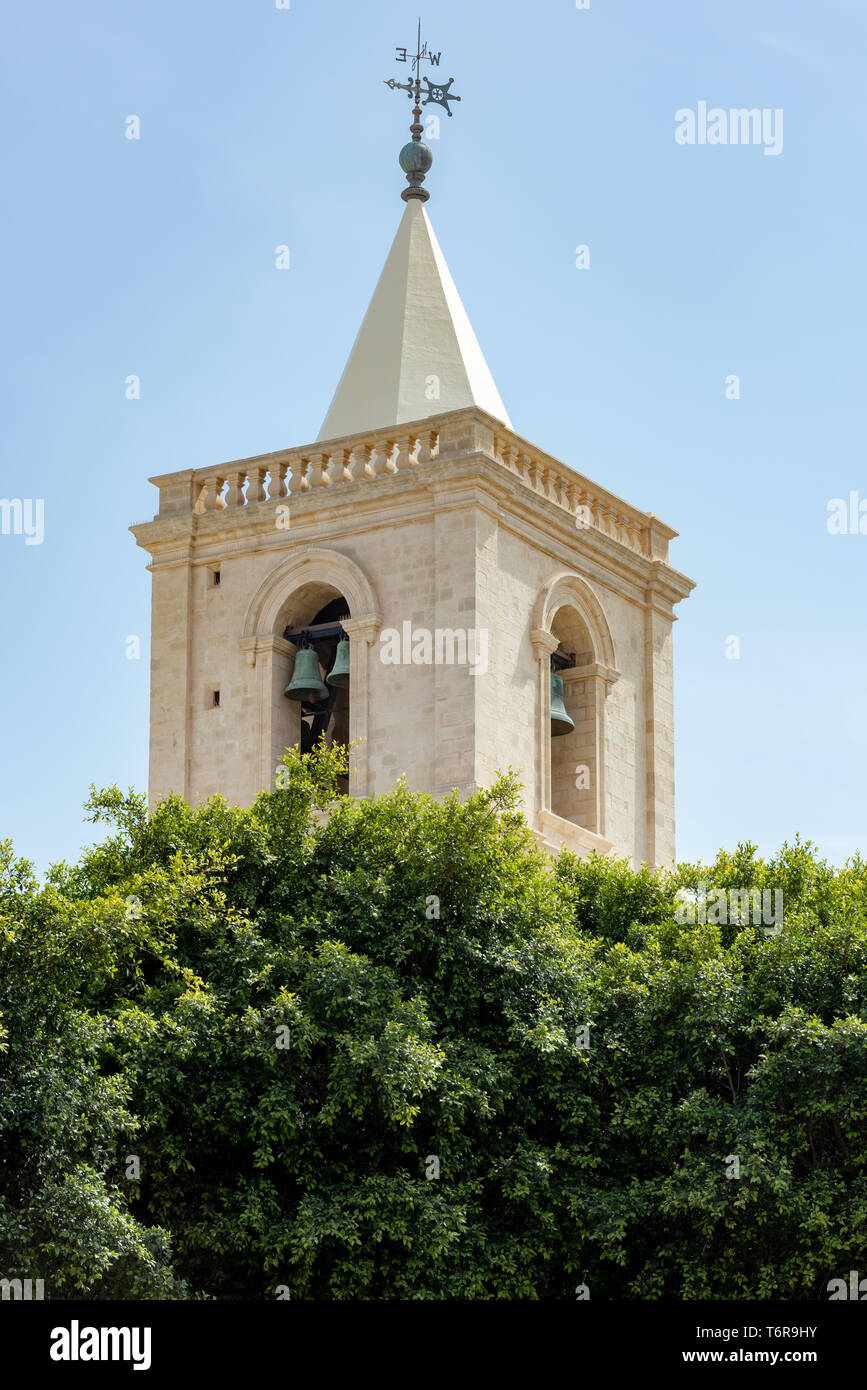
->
317 199 512 442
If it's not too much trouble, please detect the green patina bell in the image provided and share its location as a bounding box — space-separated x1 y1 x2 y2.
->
284 647 329 703
550 670 574 737
326 637 351 688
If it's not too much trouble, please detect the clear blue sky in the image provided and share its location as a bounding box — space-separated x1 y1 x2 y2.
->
2 0 865 874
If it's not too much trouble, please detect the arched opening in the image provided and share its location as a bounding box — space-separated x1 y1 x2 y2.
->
532 571 618 845
275 582 352 796
549 605 598 833
241 546 381 800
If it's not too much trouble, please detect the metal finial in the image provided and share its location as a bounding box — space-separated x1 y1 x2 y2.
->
383 18 462 202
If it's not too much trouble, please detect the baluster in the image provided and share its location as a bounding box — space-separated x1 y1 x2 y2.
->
271 460 289 500
288 455 309 495
247 466 267 504
334 447 353 484
352 443 373 480
394 434 415 471
416 432 435 466
202 474 226 510
225 470 246 508
369 440 385 478
370 438 394 478
309 451 331 488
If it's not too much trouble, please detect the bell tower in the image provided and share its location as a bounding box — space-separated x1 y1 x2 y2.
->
132 32 694 868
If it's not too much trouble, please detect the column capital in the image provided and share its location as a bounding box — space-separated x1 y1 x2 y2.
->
239 633 296 669
562 660 619 692
530 628 559 661
342 613 382 646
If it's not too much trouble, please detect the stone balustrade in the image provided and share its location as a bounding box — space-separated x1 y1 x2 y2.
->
188 426 441 515
148 408 672 563
489 430 659 559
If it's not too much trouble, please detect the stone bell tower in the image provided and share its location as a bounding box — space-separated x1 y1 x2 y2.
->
132 50 694 869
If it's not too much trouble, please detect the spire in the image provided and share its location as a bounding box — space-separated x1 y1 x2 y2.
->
317 23 510 443
316 198 512 442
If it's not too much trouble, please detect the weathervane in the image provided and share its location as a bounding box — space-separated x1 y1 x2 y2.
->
384 19 461 202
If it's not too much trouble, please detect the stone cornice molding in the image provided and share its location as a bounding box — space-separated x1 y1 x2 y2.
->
562 660 619 692
530 629 560 660
342 615 383 646
132 455 693 621
239 633 296 670
644 560 695 612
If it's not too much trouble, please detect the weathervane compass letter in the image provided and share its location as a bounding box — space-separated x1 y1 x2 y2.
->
383 18 462 201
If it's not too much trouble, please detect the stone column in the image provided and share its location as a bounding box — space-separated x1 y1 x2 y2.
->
341 614 381 797
240 634 299 795
429 485 491 799
530 629 559 816
148 544 195 806
643 588 676 870
561 661 618 839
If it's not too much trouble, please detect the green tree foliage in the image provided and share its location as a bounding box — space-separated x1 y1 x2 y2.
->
1 745 866 1299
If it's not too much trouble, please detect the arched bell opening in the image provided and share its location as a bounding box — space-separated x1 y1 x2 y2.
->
276 582 353 797
549 605 598 832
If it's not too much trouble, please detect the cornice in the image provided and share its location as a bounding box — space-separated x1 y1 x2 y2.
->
132 449 694 617
561 660 620 691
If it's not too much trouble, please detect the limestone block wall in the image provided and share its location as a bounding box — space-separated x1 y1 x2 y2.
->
474 525 540 824
645 606 676 866
136 406 692 869
148 561 192 806
360 515 438 798
473 518 652 862
552 673 598 832
594 586 645 861
187 549 288 805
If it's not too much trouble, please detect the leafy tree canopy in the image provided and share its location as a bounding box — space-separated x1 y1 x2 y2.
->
1 744 866 1299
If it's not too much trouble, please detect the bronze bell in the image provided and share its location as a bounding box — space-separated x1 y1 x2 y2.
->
550 669 575 737
326 636 350 688
284 647 329 703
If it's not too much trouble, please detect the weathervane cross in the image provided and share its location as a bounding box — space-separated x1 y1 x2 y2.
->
384 18 462 202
